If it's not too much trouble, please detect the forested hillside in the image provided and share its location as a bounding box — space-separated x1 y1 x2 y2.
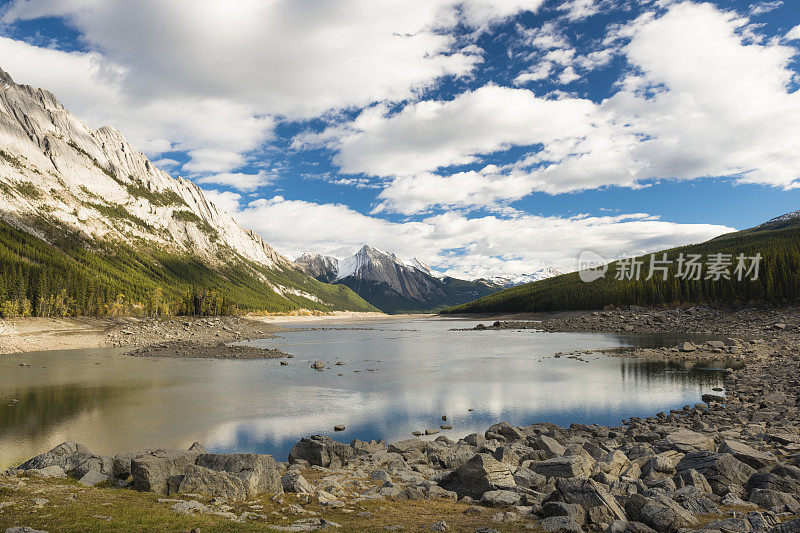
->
443 214 800 314
0 217 377 317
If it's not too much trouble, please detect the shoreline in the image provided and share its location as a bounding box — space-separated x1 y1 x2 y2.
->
2 306 799 531
0 311 398 356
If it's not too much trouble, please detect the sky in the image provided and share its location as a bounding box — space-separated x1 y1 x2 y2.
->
1 0 800 278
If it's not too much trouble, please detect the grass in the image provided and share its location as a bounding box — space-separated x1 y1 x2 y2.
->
0 473 509 533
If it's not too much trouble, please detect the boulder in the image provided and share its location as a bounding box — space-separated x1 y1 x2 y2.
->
555 478 627 523
16 442 95 475
534 436 566 457
131 450 201 494
112 449 158 479
282 471 314 494
387 439 427 455
748 488 800 513
289 436 353 468
480 489 522 507
675 452 755 494
485 422 525 442
662 429 714 453
78 469 109 487
195 453 281 496
672 469 712 493
439 453 516 499
538 516 584 533
170 464 248 500
534 456 593 479
624 493 698 532
542 501 587 525
702 518 753 533
719 440 778 470
745 473 800 498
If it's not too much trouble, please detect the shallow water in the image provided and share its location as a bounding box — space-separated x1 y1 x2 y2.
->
0 318 727 468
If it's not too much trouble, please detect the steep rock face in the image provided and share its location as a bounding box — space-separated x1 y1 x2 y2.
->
294 252 339 284
335 245 445 302
0 67 286 269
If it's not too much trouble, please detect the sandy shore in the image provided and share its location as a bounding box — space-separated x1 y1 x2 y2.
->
0 312 397 355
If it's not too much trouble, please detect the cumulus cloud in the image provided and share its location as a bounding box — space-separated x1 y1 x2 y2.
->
0 0 544 173
297 85 595 178
222 195 733 278
787 24 800 41
196 171 276 192
304 1 800 214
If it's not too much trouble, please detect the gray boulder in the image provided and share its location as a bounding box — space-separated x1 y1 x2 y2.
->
439 453 515 499
538 515 584 533
745 472 800 498
555 478 627 523
131 450 201 494
289 435 353 468
624 493 698 532
534 436 567 457
78 469 109 487
170 464 248 500
675 452 755 494
673 469 712 493
662 429 715 453
749 488 800 513
534 456 593 479
719 440 778 470
282 471 314 494
480 489 521 507
195 453 281 496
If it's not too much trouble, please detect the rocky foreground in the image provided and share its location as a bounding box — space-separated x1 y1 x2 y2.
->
2 307 800 532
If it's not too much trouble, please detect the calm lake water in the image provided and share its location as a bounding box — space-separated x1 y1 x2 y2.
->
0 318 728 469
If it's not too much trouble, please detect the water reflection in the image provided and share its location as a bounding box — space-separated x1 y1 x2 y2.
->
0 319 729 468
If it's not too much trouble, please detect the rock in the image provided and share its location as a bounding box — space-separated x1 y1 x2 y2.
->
769 518 800 533
170 499 207 514
485 422 524 442
679 342 696 352
171 464 248 500
5 528 49 533
663 429 715 453
749 489 800 513
513 465 547 490
439 453 516 499
703 518 752 533
78 469 109 487
539 515 584 532
605 520 657 533
719 440 778 470
16 442 92 472
555 478 627 523
624 493 698 532
282 472 314 494
745 472 800 498
267 518 341 531
534 456 592 479
534 436 567 457
131 450 200 494
289 436 353 468
480 490 522 507
311 361 325 370
702 393 726 404
333 425 345 432
675 452 755 494
673 469 712 493
429 521 448 531
425 429 440 436
388 439 427 455
542 501 586 526
280 361 289 365
27 465 66 478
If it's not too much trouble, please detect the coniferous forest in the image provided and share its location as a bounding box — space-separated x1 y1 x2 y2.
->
0 218 376 318
443 217 800 314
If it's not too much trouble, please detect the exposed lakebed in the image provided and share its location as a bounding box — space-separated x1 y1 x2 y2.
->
0 318 728 469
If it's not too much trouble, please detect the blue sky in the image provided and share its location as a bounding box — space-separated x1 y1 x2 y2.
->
1 0 799 277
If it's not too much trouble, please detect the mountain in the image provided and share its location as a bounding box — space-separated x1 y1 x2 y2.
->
482 267 562 288
0 67 376 316
295 245 502 313
444 211 800 314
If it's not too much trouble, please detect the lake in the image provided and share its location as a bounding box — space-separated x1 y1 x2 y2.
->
0 317 728 469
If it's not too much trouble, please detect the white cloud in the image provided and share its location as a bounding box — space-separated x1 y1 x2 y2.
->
513 61 554 84
196 171 276 192
557 66 581 84
297 85 595 179
786 25 800 41
303 1 800 213
202 189 243 215
0 0 544 173
557 0 601 21
224 196 733 277
748 1 783 16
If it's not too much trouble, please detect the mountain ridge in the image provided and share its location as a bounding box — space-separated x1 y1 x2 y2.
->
295 245 504 313
0 66 376 315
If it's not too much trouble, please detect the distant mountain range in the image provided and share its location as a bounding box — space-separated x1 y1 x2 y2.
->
0 67 376 315
481 268 563 288
444 211 800 314
295 245 552 313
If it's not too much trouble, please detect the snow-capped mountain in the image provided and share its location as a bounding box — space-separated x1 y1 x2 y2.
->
483 267 563 288
0 66 374 312
295 245 502 313
756 209 800 230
